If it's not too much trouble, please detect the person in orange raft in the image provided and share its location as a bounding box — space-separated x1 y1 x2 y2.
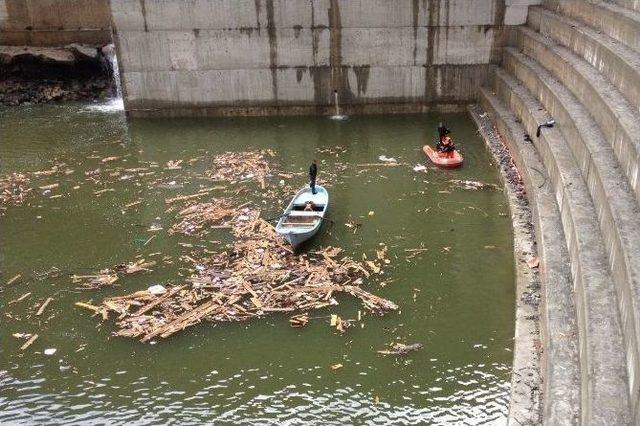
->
437 135 456 158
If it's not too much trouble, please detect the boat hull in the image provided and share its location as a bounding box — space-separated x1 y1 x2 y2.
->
283 229 317 248
423 145 463 168
275 185 329 248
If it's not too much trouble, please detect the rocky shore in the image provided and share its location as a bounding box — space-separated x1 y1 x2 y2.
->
0 44 116 106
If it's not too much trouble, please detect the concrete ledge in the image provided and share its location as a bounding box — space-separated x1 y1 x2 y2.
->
503 49 640 422
472 96 577 425
0 29 112 46
123 101 467 118
612 0 640 13
488 66 631 424
517 25 640 203
527 7 640 115
542 0 640 53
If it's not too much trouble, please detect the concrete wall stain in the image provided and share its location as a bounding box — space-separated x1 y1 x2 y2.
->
353 65 371 96
443 0 450 58
254 0 262 30
328 0 355 103
139 0 148 33
238 27 255 37
412 0 419 66
425 0 440 101
490 0 506 63
265 0 278 101
295 66 306 83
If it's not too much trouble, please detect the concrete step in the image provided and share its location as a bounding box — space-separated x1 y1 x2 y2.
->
611 0 640 13
487 64 631 424
542 0 640 53
527 6 640 115
504 47 640 421
514 26 640 205
478 86 581 425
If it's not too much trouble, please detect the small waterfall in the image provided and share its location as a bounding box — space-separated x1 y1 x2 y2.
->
87 43 124 112
106 45 123 100
329 90 348 120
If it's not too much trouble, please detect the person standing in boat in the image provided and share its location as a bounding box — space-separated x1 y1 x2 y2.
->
436 122 452 153
437 122 450 144
309 159 318 194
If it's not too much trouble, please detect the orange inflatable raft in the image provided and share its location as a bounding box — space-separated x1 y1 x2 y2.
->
423 145 463 168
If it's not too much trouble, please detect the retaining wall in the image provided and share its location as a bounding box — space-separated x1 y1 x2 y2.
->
110 0 540 117
0 0 112 46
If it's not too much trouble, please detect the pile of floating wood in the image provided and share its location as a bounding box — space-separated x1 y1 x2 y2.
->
169 199 238 235
80 209 397 342
0 173 32 206
72 259 156 289
206 150 274 183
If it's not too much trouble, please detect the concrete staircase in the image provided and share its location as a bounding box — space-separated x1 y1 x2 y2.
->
479 0 640 423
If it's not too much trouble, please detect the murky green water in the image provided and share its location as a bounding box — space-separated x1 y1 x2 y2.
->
0 102 514 424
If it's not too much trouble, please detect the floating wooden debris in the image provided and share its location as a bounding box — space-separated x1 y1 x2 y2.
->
0 173 32 206
72 271 118 289
165 160 183 170
115 259 156 274
9 292 31 304
86 209 397 342
164 187 225 204
377 342 424 356
36 297 53 316
72 259 156 289
6 273 22 286
169 200 237 235
289 313 309 327
206 150 274 183
448 179 499 191
20 334 39 351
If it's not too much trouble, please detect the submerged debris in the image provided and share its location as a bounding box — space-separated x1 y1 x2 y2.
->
80 210 397 342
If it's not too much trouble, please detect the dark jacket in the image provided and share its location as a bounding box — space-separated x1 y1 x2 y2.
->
438 125 450 140
309 163 318 180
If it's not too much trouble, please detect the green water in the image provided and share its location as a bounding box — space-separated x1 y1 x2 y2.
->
0 102 514 424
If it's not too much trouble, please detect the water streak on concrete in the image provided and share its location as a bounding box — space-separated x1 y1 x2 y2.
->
265 0 278 101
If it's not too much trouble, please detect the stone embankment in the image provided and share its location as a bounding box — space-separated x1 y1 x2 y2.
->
479 0 640 423
0 44 115 105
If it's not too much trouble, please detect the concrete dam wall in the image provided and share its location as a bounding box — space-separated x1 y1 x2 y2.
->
0 0 112 46
110 0 540 117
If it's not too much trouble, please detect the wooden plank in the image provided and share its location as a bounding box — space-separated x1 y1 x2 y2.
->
36 297 53 316
20 334 38 351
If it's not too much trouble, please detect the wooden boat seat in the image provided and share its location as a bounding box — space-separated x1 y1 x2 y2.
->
282 215 319 226
286 211 321 217
280 222 317 227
